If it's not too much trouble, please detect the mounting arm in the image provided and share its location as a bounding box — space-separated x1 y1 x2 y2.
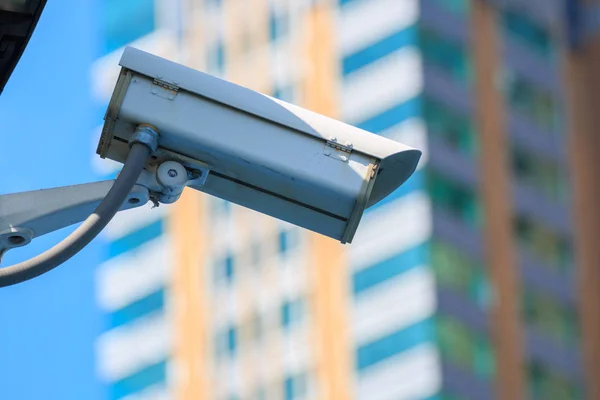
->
0 181 150 261
0 125 202 287
0 125 171 287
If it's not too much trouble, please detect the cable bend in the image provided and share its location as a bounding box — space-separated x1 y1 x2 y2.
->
0 143 152 288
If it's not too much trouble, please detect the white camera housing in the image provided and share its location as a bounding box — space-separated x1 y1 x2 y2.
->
97 47 421 244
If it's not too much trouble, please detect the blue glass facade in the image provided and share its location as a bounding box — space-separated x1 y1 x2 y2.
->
110 360 167 399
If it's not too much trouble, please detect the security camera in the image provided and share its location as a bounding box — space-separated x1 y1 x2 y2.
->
97 46 421 244
0 46 421 287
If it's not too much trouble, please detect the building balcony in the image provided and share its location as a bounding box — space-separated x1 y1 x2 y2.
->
428 136 480 188
436 285 490 335
518 247 577 307
512 179 572 237
524 324 584 384
502 36 562 99
482 0 563 30
507 109 566 163
442 360 495 400
423 64 473 117
432 209 484 261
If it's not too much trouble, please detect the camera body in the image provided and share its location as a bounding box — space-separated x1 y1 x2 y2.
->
97 47 421 243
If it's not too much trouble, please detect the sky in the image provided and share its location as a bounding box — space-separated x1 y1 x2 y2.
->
0 1 106 399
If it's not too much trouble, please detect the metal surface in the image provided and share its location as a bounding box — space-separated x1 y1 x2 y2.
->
0 0 47 94
135 157 210 205
130 124 160 153
97 47 422 243
323 138 353 162
151 78 179 100
341 161 378 244
0 181 149 260
155 161 188 203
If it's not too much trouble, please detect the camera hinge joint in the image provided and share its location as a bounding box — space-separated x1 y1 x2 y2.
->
323 137 353 162
151 78 179 100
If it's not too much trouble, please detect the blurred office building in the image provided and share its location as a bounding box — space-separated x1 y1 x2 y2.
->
91 0 600 399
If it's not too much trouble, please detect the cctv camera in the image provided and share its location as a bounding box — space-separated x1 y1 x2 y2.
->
97 47 421 244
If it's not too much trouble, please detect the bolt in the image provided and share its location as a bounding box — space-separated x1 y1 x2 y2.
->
341 155 348 162
324 149 331 156
151 89 157 95
168 169 178 178
7 235 26 245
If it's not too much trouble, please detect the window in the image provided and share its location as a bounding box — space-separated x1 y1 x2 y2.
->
215 325 238 358
214 253 235 284
420 28 472 84
522 290 580 346
474 336 495 378
269 8 289 42
101 0 156 56
108 288 165 329
431 0 470 15
281 298 304 330
284 373 307 400
511 145 569 203
428 172 482 227
436 315 495 378
273 85 295 103
208 39 226 76
505 70 560 131
437 316 472 369
210 197 231 220
528 362 583 400
108 218 164 258
111 360 167 399
343 26 418 76
423 97 478 157
356 319 434 370
279 228 299 255
431 240 491 309
514 214 573 272
502 10 554 60
225 255 234 281
353 244 428 294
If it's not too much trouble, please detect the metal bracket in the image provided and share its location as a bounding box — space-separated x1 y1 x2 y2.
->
0 181 150 261
323 137 353 162
135 156 210 204
0 146 212 259
151 78 179 100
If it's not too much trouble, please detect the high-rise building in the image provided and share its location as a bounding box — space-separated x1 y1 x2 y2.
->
91 1 186 399
90 0 600 399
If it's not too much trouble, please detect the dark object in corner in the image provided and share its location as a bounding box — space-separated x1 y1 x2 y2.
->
0 0 47 94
